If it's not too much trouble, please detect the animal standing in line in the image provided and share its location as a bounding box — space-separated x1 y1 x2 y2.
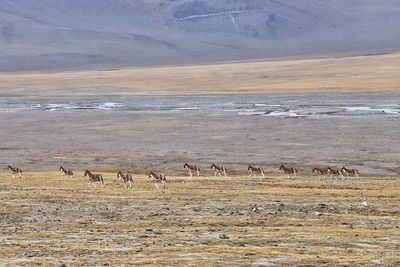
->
84 170 105 187
327 167 345 181
312 167 330 181
211 164 227 177
279 164 297 178
117 171 134 188
341 166 359 180
184 163 200 177
59 166 73 177
248 165 265 177
148 171 166 189
7 165 22 178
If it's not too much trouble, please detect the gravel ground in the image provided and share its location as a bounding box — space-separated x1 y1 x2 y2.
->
0 172 398 266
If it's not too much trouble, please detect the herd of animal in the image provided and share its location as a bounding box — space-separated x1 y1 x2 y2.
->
4 163 359 189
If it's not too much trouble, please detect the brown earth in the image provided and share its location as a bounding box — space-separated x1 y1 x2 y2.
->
0 172 399 266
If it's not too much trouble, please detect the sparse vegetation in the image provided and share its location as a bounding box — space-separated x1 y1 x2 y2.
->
0 172 398 265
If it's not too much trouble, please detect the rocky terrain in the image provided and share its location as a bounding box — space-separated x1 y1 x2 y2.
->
0 0 399 70
0 172 399 266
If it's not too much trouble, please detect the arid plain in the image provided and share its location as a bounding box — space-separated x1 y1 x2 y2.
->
0 172 399 266
0 53 399 266
1 52 400 96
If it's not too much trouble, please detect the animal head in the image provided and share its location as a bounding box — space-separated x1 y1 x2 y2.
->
148 171 154 178
184 163 188 168
7 165 12 170
117 170 122 177
279 165 284 170
84 170 90 176
210 164 215 169
248 165 252 170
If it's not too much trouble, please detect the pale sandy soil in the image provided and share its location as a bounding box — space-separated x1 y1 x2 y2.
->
0 53 399 97
0 172 398 266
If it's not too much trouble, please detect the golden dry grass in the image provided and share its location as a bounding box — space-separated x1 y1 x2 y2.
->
0 172 399 266
0 53 399 96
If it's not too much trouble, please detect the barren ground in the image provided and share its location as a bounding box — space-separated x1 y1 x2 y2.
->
0 172 399 266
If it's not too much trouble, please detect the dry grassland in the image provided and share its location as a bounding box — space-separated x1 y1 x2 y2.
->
0 53 399 96
0 172 399 266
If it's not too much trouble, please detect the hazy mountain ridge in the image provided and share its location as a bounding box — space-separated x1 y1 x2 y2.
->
0 0 399 71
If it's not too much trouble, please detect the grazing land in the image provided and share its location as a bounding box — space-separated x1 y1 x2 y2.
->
0 53 399 96
0 172 399 266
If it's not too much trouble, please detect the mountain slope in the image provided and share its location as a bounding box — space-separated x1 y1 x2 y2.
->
0 0 399 71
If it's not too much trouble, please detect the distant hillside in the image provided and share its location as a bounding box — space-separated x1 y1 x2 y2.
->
0 0 399 71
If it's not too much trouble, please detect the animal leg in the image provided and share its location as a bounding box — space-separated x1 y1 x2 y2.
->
155 182 159 189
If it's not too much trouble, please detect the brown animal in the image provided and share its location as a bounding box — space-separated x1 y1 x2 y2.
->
327 167 345 180
148 171 166 189
279 164 297 178
312 167 330 182
117 171 134 188
184 163 200 177
211 164 227 177
248 165 265 177
341 166 359 180
84 170 105 187
312 167 329 175
7 165 22 178
59 166 73 177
